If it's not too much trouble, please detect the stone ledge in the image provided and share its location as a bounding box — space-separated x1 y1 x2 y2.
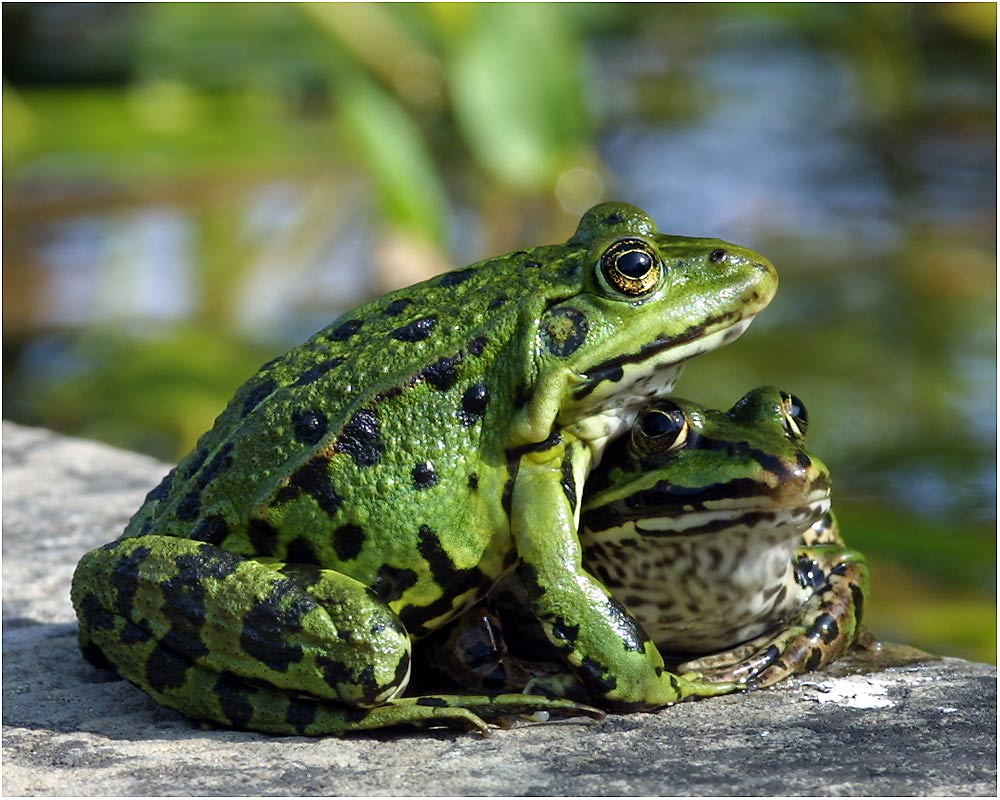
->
3 421 996 796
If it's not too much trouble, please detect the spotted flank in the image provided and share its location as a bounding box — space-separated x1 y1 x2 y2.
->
71 202 784 733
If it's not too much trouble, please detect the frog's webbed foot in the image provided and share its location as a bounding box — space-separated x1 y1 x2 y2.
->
679 546 870 689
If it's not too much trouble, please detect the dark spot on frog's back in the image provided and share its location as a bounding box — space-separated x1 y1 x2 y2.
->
384 297 412 316
604 212 624 225
390 316 437 342
184 448 209 479
176 491 201 522
421 355 461 391
177 443 236 521
335 409 384 468
458 384 489 426
439 267 476 287
332 523 366 561
292 408 329 445
241 377 278 417
412 461 439 490
468 336 487 356
293 357 345 387
329 318 364 341
144 468 175 504
276 456 343 516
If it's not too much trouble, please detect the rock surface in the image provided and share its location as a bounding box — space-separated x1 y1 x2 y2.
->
3 421 996 796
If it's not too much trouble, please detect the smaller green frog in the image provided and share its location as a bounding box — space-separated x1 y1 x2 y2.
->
420 388 868 698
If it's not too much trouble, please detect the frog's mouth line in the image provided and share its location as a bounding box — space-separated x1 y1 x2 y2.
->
585 495 831 538
634 497 832 539
573 312 753 402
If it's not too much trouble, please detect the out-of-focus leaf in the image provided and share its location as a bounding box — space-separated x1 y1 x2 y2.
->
447 4 590 190
338 76 448 241
2 88 339 176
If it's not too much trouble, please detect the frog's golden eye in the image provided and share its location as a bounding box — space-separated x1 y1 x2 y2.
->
780 391 808 438
599 238 661 296
632 401 689 456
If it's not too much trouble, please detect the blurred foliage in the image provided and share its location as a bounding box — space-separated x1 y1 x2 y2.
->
2 3 996 662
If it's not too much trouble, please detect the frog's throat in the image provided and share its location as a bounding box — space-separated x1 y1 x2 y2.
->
566 314 757 459
592 496 832 539
572 313 756 404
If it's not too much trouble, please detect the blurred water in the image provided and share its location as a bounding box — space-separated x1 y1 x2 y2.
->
601 29 901 251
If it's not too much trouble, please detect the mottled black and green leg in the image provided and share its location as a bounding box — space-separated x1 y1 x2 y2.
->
680 542 869 688
264 562 603 731
72 536 601 734
510 450 739 711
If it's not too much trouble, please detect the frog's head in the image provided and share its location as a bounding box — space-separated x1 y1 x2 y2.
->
536 202 778 451
582 387 831 538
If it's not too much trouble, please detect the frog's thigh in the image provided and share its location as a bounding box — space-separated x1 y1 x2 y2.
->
681 545 869 687
71 536 412 719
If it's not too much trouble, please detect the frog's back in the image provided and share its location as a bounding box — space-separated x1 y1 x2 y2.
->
124 245 585 629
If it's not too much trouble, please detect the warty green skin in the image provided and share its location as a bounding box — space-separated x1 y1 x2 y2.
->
424 388 868 699
71 202 777 735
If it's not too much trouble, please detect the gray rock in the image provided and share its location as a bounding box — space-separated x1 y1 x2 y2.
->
3 421 996 796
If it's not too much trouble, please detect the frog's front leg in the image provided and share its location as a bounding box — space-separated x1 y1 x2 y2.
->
72 537 601 734
680 542 870 688
510 445 737 710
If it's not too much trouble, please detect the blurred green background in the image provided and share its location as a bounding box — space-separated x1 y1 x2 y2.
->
3 3 995 662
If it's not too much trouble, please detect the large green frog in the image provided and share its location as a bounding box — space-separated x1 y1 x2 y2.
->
71 202 777 734
422 388 868 699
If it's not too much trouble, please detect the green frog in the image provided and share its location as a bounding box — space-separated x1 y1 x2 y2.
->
71 202 777 735
421 388 868 698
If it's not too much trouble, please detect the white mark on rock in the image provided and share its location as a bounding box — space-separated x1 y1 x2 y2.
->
803 676 894 709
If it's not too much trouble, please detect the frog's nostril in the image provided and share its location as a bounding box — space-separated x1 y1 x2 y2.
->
709 249 726 263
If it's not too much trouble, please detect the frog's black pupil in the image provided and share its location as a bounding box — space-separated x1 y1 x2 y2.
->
710 248 726 263
617 249 653 279
640 409 683 439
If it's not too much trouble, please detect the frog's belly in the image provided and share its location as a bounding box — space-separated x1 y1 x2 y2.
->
581 508 822 654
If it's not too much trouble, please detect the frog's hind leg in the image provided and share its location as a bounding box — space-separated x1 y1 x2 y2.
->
71 535 415 732
72 537 602 734
267 563 605 733
679 543 869 688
